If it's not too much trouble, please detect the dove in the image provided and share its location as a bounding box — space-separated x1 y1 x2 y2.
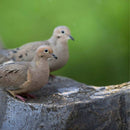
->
0 26 74 72
0 45 57 101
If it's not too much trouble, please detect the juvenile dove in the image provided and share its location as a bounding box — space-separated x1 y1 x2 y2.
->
0 45 57 101
0 26 74 72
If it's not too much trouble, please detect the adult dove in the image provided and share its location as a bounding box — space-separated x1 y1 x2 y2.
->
0 26 74 72
0 45 57 101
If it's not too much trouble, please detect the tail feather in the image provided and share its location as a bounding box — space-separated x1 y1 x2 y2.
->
0 49 11 64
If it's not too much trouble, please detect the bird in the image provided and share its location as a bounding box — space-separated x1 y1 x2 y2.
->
0 26 74 72
0 45 57 101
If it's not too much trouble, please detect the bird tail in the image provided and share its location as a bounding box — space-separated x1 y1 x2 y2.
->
0 49 11 64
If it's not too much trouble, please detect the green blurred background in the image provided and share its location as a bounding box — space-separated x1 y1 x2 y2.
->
0 0 129 86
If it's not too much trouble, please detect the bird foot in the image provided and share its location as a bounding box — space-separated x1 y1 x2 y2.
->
7 90 26 102
15 95 26 102
21 93 36 99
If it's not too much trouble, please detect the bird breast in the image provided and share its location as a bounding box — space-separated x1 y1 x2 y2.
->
28 63 49 92
49 43 69 72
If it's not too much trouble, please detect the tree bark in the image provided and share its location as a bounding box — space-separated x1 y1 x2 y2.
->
0 76 129 130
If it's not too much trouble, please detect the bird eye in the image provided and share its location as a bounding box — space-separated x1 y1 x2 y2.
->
61 30 65 34
44 49 49 53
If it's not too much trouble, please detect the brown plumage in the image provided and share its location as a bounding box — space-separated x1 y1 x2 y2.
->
0 45 57 101
0 26 74 72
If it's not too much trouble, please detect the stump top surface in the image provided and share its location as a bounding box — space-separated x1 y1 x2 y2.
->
5 76 129 106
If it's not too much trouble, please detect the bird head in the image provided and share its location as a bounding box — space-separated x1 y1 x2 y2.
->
36 45 58 60
52 26 74 42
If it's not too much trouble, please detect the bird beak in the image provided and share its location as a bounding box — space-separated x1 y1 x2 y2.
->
69 35 74 41
51 54 58 59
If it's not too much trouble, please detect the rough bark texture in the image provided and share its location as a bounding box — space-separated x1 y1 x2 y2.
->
0 76 129 130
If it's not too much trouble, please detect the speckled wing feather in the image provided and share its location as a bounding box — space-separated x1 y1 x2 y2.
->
0 41 50 63
10 41 50 61
0 63 28 89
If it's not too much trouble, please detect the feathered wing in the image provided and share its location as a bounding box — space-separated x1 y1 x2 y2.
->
0 63 28 89
0 41 51 63
11 41 50 61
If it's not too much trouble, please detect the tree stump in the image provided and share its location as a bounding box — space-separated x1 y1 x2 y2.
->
0 76 129 130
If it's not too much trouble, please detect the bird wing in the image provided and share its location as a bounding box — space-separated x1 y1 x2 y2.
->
0 62 28 89
11 41 50 61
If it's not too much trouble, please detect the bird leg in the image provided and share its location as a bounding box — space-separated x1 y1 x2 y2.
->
15 95 26 102
21 93 36 99
7 89 26 102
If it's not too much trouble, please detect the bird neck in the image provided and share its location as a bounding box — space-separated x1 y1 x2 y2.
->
48 37 57 45
32 56 48 67
48 36 68 46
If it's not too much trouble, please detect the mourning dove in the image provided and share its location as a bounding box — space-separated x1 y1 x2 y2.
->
0 45 57 101
0 26 74 72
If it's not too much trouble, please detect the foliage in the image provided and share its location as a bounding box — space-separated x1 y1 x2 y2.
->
0 0 129 85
